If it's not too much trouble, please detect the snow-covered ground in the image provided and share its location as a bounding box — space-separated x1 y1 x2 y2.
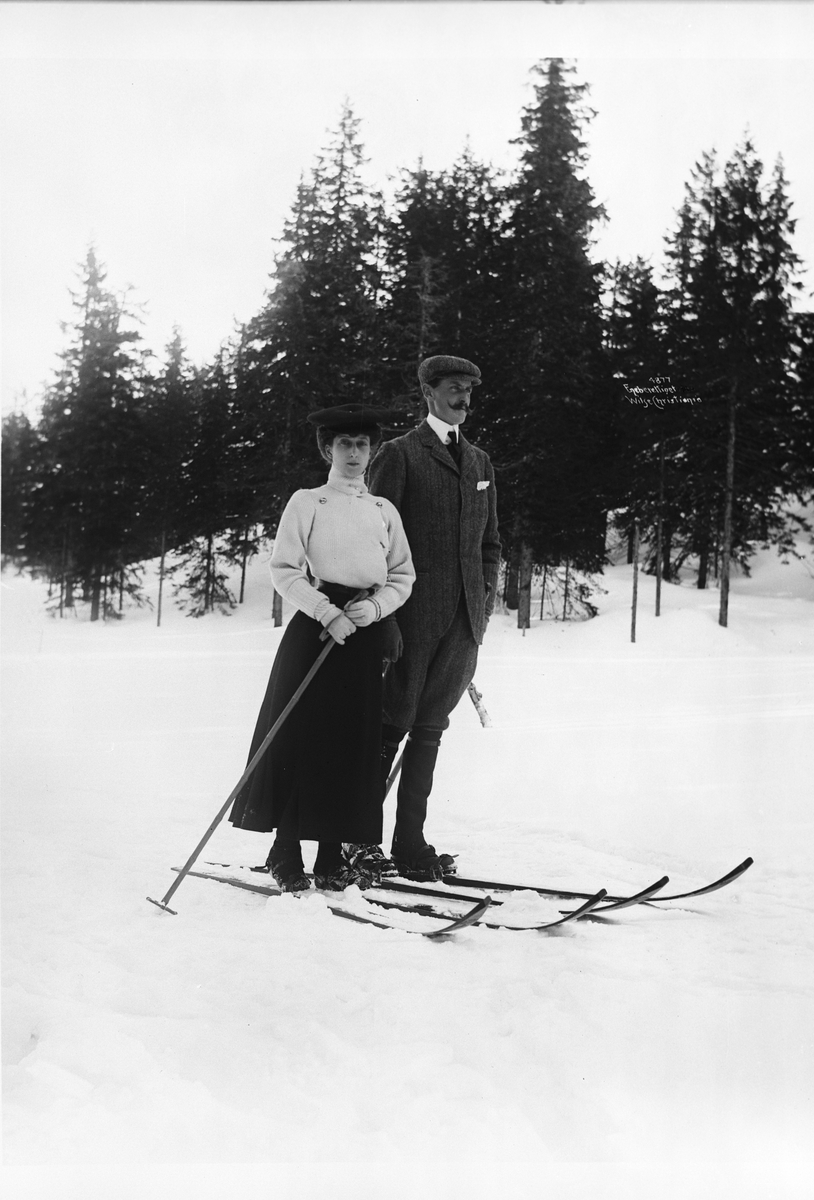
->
3 541 813 1199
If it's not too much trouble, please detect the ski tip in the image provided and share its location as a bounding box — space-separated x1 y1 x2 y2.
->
561 888 605 921
424 895 492 939
640 875 670 899
146 896 177 915
567 888 608 919
724 857 754 883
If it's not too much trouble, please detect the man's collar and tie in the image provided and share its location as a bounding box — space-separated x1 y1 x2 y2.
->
426 413 462 459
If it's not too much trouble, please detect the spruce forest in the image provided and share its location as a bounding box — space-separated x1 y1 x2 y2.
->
3 60 813 627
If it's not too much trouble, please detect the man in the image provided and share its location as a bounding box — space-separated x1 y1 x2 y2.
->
362 355 500 881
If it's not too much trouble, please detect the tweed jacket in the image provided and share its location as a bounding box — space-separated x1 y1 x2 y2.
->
368 420 500 645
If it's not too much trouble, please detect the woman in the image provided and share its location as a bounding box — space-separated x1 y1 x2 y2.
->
229 404 414 892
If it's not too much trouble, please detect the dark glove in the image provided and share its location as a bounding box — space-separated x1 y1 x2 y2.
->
381 615 403 664
484 579 494 620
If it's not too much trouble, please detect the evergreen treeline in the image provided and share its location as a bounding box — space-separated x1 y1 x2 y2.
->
3 60 812 624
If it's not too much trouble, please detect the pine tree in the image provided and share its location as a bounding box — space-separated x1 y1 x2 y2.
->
792 312 814 508
498 59 610 621
662 141 806 621
137 329 199 622
380 163 453 401
236 102 388 526
171 352 238 617
602 257 688 585
31 247 150 619
1 411 41 565
381 148 509 415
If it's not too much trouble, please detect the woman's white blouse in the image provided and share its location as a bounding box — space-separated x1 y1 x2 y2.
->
270 468 415 627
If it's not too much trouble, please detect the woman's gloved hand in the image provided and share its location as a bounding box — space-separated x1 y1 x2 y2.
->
325 613 357 644
345 599 378 628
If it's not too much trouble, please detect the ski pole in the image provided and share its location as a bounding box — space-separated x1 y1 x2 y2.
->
148 589 368 914
384 749 405 797
467 681 491 728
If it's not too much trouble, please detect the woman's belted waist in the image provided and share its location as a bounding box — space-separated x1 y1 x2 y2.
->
315 580 374 606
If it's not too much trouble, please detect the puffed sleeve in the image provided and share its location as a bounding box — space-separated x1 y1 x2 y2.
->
269 491 344 626
372 500 415 618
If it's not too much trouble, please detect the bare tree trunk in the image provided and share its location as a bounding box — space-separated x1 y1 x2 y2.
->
539 562 548 620
205 534 214 614
59 532 67 619
505 543 520 611
157 529 167 628
661 520 673 584
517 541 533 633
655 441 664 616
90 572 101 622
631 522 640 643
417 254 439 360
562 559 571 621
719 383 737 628
696 509 710 589
627 523 635 564
272 586 283 627
239 527 249 604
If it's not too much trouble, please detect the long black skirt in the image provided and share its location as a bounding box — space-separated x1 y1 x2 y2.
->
229 583 384 842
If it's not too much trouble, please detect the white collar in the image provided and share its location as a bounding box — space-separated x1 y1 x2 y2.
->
326 466 368 496
426 413 460 445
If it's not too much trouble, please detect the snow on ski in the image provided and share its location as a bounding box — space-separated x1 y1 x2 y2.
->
372 873 668 913
208 861 671 914
201 856 752 919
175 867 491 938
196 864 620 932
476 888 608 931
444 857 753 904
359 877 611 929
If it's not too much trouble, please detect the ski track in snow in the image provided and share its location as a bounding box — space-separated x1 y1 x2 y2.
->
2 546 813 1198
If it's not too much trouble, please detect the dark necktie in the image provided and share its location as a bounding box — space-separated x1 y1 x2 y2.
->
447 433 461 463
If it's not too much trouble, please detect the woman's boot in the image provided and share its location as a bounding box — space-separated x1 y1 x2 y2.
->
266 837 310 892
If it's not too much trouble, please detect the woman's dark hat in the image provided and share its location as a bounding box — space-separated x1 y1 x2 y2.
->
306 404 397 432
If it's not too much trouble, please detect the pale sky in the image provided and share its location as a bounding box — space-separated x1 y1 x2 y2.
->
2 1 813 417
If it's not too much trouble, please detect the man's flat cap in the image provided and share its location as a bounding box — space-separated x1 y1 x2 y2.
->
418 355 482 388
306 403 395 431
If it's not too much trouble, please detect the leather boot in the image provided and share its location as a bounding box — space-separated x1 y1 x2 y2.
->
266 838 309 893
391 732 444 879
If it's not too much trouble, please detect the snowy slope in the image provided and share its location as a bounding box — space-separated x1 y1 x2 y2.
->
2 543 813 1200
